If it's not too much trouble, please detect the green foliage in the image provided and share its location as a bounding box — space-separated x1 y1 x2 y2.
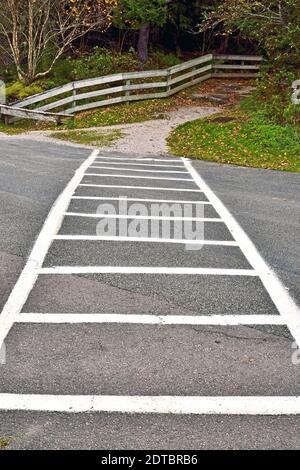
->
50 129 123 146
68 48 138 80
0 119 55 135
5 49 184 101
50 60 74 83
152 51 181 67
66 99 173 128
283 103 300 126
113 0 167 29
0 98 174 135
0 63 18 83
58 49 181 79
0 0 116 83
5 81 45 101
0 437 12 449
201 0 300 65
168 0 204 33
241 68 300 127
168 109 300 172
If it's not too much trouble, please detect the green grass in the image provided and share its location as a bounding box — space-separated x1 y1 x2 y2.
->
0 120 50 135
0 437 11 449
0 98 174 135
50 129 123 146
168 109 300 172
67 99 172 129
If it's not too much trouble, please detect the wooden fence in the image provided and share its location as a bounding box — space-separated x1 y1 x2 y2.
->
0 54 262 124
213 54 262 78
0 104 72 125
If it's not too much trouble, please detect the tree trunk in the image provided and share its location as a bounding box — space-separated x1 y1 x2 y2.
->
27 0 35 84
137 23 150 68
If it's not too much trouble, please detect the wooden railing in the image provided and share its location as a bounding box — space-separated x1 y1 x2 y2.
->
213 54 263 78
1 54 262 124
0 104 72 125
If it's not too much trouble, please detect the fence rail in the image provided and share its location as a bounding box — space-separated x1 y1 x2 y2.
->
1 54 262 124
0 104 72 125
212 54 263 79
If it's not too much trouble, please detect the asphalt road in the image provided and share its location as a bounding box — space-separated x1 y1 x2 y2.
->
0 139 300 450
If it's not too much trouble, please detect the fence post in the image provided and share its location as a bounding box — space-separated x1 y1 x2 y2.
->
166 69 171 96
72 82 76 109
7 55 262 117
212 55 216 77
125 79 131 104
241 59 245 77
192 66 197 84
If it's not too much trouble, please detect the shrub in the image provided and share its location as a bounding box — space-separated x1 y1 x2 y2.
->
152 51 181 67
68 47 138 80
241 68 300 127
51 59 74 83
5 81 44 102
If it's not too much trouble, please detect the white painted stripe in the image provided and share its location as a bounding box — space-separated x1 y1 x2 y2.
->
84 173 193 182
54 235 238 246
90 166 189 174
64 212 222 222
0 150 100 348
95 157 181 162
0 394 300 414
72 196 210 205
79 184 202 193
16 313 285 326
39 267 257 276
92 161 185 168
183 158 300 346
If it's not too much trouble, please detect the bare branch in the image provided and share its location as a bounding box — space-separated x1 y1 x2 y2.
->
0 0 117 82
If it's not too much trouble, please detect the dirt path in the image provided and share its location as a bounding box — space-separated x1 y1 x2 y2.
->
0 80 254 155
100 106 219 155
0 105 219 155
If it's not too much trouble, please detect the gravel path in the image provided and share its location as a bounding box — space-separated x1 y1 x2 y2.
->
0 105 219 155
104 106 219 155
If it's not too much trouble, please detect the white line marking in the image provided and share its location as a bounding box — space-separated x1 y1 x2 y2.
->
183 157 300 346
84 173 193 182
54 235 238 246
79 184 202 193
16 314 285 326
95 157 181 162
92 161 185 168
72 196 210 204
90 166 189 174
0 150 100 348
39 267 257 276
64 212 222 222
1 394 300 414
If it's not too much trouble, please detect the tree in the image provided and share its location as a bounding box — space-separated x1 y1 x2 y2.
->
167 1 213 54
0 0 117 83
113 0 168 66
200 0 300 63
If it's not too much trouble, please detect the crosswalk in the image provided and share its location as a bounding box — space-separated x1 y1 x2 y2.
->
0 150 300 415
